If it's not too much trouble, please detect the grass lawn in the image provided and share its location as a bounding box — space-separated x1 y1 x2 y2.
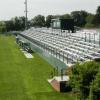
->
0 35 76 100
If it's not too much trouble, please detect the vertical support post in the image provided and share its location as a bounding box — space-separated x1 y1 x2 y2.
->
89 33 91 43
85 33 86 42
59 51 60 59
45 45 47 52
51 47 52 55
61 69 63 80
94 33 95 44
56 66 58 76
99 33 100 47
53 48 54 55
50 46 52 54
44 44 45 51
61 29 62 36
72 55 73 63
54 68 56 76
63 52 64 62
52 47 54 55
66 30 67 37
46 45 48 52
67 54 68 64
56 49 57 58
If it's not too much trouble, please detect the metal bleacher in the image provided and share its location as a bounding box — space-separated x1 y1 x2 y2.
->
19 27 100 66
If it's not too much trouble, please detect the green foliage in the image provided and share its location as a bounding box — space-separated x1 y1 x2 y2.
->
31 15 45 27
92 6 100 26
70 61 99 100
0 21 6 33
71 10 88 27
90 69 100 100
86 14 94 24
0 26 6 33
85 14 95 28
85 23 95 28
5 20 14 31
5 16 26 31
12 16 26 31
46 15 54 27
60 14 71 19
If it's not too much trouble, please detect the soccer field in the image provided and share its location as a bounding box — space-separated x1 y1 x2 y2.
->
0 35 76 100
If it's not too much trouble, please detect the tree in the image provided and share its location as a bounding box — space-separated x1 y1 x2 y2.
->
18 16 25 30
71 10 88 27
60 14 71 19
5 16 26 31
85 13 95 28
31 15 45 27
5 20 14 31
70 61 99 100
0 21 6 32
92 6 100 26
45 15 54 27
12 17 23 31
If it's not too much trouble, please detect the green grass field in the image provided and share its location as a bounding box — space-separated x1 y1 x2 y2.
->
0 35 76 100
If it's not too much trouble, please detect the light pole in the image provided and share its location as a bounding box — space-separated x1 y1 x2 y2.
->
24 0 28 30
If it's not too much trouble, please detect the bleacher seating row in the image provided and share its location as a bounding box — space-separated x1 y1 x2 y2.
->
20 27 100 65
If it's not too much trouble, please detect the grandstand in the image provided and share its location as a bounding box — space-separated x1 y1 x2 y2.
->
18 27 100 70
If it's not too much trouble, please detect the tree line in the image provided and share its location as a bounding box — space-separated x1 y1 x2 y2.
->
0 6 100 32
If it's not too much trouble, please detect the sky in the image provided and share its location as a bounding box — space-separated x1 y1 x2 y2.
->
0 0 99 20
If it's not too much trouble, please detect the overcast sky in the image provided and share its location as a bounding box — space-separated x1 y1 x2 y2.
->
0 0 99 20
